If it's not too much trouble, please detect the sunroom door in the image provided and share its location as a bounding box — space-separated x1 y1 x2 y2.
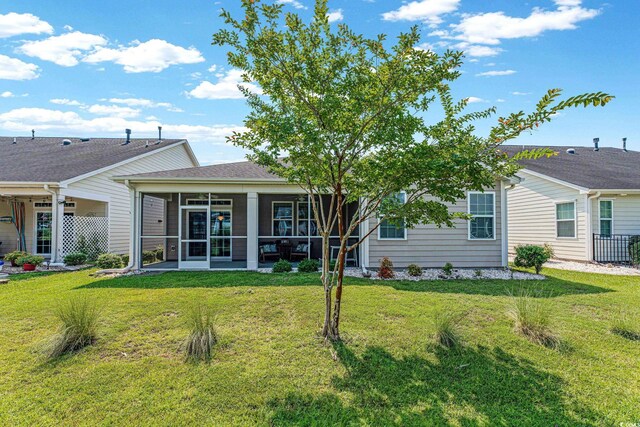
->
179 207 209 269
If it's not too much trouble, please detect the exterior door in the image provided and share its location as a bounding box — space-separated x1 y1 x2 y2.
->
34 211 52 255
179 207 209 269
210 209 232 260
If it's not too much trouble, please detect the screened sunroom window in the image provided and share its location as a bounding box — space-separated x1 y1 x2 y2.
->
599 200 613 237
556 202 576 238
469 192 495 239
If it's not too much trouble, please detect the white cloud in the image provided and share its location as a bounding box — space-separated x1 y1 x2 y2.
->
327 9 344 23
106 97 171 108
83 39 204 73
453 43 502 57
86 104 141 118
496 98 506 103
466 96 486 103
276 0 307 9
19 31 108 67
0 12 53 38
0 54 39 80
476 70 516 77
0 107 247 146
188 69 262 100
448 1 600 45
1 91 15 98
511 91 531 96
50 98 84 106
382 0 460 25
208 64 218 73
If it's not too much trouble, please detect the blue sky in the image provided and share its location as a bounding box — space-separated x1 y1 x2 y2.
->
0 0 637 164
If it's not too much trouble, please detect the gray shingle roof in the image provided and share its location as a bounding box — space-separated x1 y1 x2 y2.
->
501 145 640 190
0 137 186 183
119 160 283 181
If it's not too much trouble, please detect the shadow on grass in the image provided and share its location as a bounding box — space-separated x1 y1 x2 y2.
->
6 271 61 282
75 270 611 297
266 343 603 426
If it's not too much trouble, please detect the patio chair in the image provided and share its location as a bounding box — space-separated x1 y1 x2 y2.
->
259 242 281 263
290 241 312 261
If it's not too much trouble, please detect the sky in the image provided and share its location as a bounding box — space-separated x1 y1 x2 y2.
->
0 0 638 164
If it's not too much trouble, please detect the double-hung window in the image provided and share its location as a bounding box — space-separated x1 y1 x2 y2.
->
556 202 576 238
378 192 406 240
468 192 495 240
599 200 613 237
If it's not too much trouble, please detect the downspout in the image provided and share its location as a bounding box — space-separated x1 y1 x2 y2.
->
501 181 516 268
586 191 601 262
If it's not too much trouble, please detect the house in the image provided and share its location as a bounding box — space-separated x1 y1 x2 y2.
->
503 142 640 264
114 160 517 271
0 133 198 263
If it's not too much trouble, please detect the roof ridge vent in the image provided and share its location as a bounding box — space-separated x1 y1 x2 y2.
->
566 148 576 155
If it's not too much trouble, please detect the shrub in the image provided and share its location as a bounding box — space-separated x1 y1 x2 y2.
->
154 247 164 261
121 254 130 266
272 259 292 273
507 290 560 349
17 255 45 267
442 262 454 276
629 236 640 266
95 253 123 269
407 264 422 277
297 258 319 273
378 257 394 279
4 250 28 266
64 252 87 266
47 297 100 358
610 313 640 341
474 269 483 278
184 303 218 362
433 311 462 348
513 244 552 274
142 251 157 264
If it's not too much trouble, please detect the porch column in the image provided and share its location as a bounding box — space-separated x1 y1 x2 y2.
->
246 192 259 270
51 193 65 264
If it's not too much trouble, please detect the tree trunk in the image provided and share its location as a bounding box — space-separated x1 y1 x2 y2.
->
328 188 347 341
321 232 332 338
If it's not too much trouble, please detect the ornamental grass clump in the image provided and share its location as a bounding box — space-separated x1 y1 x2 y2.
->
507 290 560 349
433 311 462 349
184 303 219 362
47 297 100 358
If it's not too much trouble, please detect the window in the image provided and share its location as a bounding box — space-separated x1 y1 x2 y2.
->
556 202 576 238
468 192 495 240
35 211 52 254
210 210 232 258
379 193 406 240
273 202 294 236
297 202 318 236
599 200 613 237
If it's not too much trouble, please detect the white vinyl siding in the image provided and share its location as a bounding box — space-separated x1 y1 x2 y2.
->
68 144 195 254
369 182 503 268
508 170 587 261
591 195 640 236
598 200 613 237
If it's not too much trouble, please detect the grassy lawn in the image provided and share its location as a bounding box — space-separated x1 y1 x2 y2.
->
0 268 639 426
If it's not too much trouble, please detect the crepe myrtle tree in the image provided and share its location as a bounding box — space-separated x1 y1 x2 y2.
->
213 0 613 340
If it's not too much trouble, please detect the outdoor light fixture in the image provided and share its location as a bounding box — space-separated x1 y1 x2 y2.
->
217 215 225 222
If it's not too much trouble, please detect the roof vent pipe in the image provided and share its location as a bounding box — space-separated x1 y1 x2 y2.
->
158 126 162 141
623 137 627 152
12 137 16 144
61 139 72 146
593 137 599 151
122 129 131 145
31 129 35 140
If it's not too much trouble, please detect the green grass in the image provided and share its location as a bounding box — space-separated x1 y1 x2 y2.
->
0 268 639 426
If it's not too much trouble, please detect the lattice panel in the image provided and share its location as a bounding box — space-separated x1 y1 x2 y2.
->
61 216 109 259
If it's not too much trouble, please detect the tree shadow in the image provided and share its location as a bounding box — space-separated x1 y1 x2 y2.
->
267 343 604 426
75 271 610 298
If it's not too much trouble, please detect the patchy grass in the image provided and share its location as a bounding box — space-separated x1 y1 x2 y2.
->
0 268 639 425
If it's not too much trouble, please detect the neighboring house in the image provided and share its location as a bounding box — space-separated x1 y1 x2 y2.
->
503 143 640 264
0 135 198 263
114 161 517 271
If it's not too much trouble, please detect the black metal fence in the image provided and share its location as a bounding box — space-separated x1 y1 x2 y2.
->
593 234 640 266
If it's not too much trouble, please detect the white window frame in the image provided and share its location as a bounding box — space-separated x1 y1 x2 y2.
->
378 192 407 241
555 200 577 239
467 191 496 241
272 201 294 237
210 208 233 260
598 199 614 237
